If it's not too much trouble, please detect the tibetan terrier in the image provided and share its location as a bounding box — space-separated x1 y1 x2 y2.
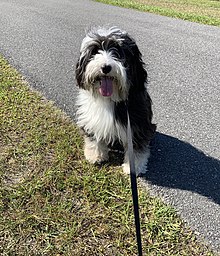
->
75 27 156 175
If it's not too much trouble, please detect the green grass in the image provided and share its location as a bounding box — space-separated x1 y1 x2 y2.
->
0 55 214 255
95 0 220 26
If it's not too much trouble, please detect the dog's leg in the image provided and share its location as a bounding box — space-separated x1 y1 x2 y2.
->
123 145 150 176
84 136 109 163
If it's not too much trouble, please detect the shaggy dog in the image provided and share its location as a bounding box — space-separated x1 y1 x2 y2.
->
75 27 156 175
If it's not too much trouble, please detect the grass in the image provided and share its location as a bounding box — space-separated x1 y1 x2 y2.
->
0 54 215 255
95 0 220 26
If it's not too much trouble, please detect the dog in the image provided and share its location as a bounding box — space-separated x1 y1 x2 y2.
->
75 27 156 175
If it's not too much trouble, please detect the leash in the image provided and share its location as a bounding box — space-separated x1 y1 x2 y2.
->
127 111 143 256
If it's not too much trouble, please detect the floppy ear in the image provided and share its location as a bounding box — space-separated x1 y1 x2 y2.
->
121 34 147 91
75 55 86 88
75 44 98 89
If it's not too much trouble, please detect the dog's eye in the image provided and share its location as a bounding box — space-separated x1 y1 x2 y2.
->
110 48 123 59
111 50 120 58
91 46 99 56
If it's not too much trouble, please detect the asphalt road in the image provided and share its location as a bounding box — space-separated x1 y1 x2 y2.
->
0 0 220 252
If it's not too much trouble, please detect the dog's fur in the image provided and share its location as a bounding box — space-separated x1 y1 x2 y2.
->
75 27 156 175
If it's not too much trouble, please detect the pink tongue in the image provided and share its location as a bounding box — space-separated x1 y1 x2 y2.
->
99 77 113 97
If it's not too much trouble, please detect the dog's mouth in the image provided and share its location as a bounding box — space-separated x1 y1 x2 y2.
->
96 76 114 97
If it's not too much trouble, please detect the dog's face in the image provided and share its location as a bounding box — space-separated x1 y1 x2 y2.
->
75 27 147 102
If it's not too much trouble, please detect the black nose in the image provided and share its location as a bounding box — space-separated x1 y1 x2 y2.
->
101 64 112 74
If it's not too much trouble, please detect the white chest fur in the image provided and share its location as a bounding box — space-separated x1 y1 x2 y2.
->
76 90 126 144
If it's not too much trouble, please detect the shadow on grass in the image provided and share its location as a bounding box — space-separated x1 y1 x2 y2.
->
147 132 220 205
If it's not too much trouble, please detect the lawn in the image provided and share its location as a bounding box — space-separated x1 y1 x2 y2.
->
95 0 220 26
0 55 214 255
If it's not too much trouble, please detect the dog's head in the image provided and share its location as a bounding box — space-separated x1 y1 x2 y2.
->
75 27 147 102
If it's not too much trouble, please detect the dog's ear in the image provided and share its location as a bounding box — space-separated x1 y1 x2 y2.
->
75 55 85 88
75 44 98 88
121 35 147 91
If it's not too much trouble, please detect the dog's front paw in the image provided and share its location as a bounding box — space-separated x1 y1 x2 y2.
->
122 162 148 176
122 162 130 174
84 147 109 164
84 137 109 164
136 164 148 177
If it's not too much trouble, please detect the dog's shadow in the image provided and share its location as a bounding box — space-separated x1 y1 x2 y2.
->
146 132 220 205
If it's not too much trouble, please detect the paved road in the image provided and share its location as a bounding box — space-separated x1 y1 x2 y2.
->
0 0 220 252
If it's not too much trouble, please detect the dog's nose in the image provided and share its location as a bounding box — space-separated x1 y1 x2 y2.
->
101 64 112 74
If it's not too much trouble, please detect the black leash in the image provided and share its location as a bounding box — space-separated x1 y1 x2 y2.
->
127 111 143 256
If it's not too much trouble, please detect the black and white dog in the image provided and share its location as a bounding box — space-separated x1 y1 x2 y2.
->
75 27 156 175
